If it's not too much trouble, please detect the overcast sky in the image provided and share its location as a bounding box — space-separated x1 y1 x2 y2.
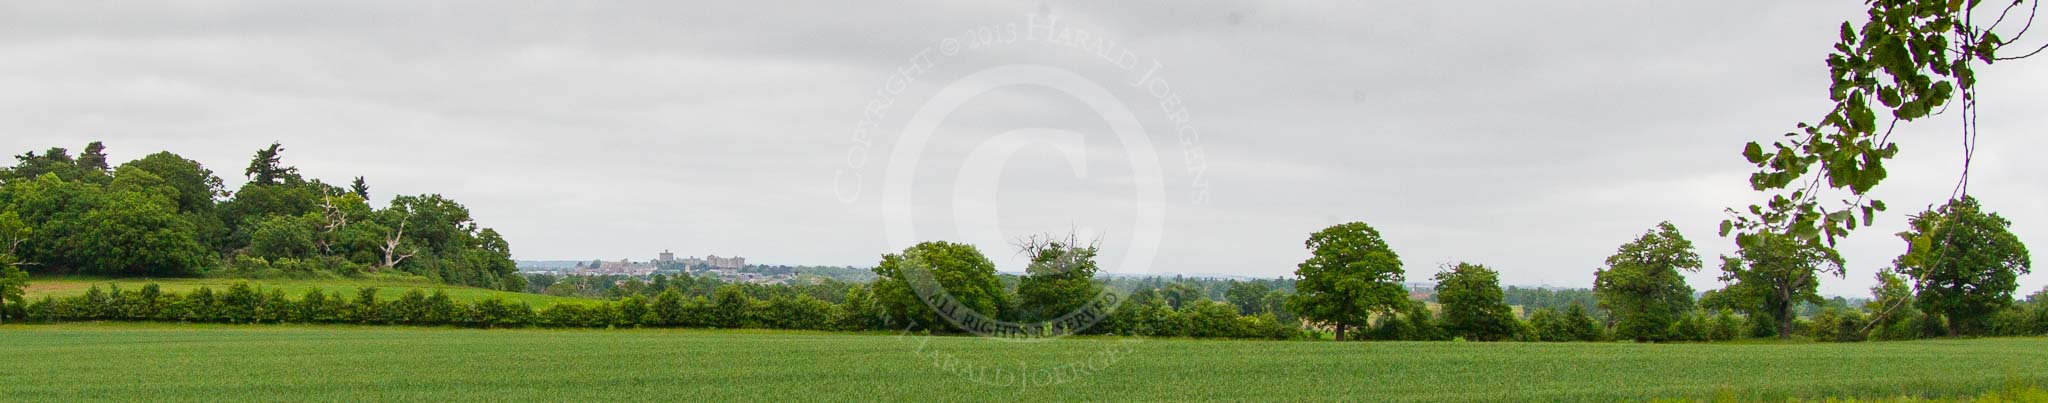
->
3 1 2043 296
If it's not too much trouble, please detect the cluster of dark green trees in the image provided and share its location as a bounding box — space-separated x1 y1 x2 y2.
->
1275 222 1611 342
1703 196 2035 342
864 239 1301 339
0 142 522 290
1278 197 2035 343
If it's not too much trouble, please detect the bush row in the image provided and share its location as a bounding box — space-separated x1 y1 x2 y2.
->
2 283 1303 339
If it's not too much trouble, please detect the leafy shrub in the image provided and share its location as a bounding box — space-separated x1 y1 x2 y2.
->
15 281 1304 340
1833 310 1868 342
1708 309 1744 342
1808 309 1840 341
1986 306 2034 337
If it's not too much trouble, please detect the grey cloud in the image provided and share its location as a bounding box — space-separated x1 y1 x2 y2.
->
1 0 2042 296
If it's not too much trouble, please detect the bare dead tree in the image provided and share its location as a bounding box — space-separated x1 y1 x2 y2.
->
378 206 417 271
1 214 27 259
314 196 349 256
1011 229 1101 276
2 234 22 259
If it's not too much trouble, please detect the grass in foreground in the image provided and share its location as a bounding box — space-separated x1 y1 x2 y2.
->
21 276 589 308
1 323 2044 402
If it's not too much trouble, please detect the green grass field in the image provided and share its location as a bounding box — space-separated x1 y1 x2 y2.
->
21 276 590 308
2 323 2043 402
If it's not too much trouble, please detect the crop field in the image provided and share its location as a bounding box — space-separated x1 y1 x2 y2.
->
1 323 2043 402
21 277 589 308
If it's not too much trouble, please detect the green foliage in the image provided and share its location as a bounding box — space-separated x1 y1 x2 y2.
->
219 181 324 245
869 241 1006 332
1531 303 1612 342
9 277 1305 339
1708 309 1745 342
1 146 97 183
543 281 578 297
1564 304 1607 341
1500 286 1603 319
1224 281 1273 315
837 284 883 331
761 294 840 331
0 217 25 322
1894 197 2031 336
1261 289 1296 324
1809 308 1872 343
1104 288 1172 336
1367 300 1445 341
0 254 26 323
74 142 110 173
1148 282 1196 310
1594 222 1703 342
1715 231 1846 338
1 170 212 276
371 195 522 290
1 141 513 289
1433 262 1520 342
1071 284 1303 340
243 142 301 186
1670 310 1709 342
248 214 320 260
1983 305 2034 337
0 210 27 258
1529 308 1566 342
118 152 225 215
118 153 231 251
1864 269 1924 340
349 177 369 200
1181 299 1244 338
1288 222 1407 341
711 285 756 328
1725 0 2037 246
1012 237 1104 324
2032 289 2048 336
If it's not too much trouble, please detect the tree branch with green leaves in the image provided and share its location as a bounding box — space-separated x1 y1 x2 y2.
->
1724 0 2042 248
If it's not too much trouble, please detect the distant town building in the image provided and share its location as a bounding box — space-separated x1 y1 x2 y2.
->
542 250 751 278
655 249 746 270
568 259 656 276
1406 282 1438 300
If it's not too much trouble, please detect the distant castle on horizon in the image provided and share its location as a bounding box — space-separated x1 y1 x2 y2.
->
557 250 748 277
658 249 745 270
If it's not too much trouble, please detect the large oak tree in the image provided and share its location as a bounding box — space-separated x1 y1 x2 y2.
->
1287 222 1406 341
1893 196 2031 336
1594 222 1703 342
1715 231 1846 339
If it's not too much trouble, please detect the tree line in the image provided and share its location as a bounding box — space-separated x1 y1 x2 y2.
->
0 135 2034 342
0 280 1302 340
0 141 523 290
1 234 1301 338
5 205 2040 341
1284 196 2036 343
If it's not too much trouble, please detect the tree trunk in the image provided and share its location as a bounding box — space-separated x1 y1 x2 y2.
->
378 213 414 271
1335 324 1347 341
1778 287 1794 340
1779 306 1793 340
